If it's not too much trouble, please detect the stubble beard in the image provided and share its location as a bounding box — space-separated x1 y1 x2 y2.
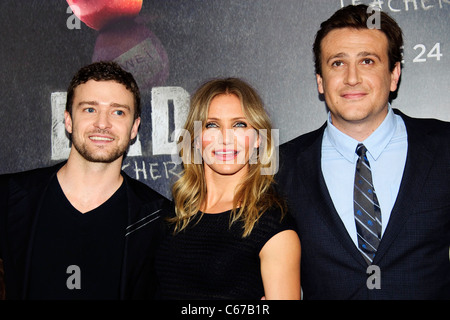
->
71 132 129 164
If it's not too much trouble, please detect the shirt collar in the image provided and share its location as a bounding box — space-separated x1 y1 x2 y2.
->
325 106 397 163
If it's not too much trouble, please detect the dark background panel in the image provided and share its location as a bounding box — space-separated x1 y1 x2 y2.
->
0 0 448 198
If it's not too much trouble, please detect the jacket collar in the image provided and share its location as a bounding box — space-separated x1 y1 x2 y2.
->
373 109 438 264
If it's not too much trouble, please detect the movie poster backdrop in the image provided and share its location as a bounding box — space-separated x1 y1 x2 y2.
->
0 0 448 199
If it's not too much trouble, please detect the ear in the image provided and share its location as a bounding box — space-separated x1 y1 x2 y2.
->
390 62 402 92
130 117 141 140
316 74 324 94
64 110 73 134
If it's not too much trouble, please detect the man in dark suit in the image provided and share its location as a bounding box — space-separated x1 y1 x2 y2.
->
0 61 167 299
276 5 450 299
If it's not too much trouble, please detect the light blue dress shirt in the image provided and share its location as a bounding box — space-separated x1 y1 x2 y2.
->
321 107 408 246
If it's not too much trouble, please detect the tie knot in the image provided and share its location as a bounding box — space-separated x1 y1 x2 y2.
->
356 143 367 157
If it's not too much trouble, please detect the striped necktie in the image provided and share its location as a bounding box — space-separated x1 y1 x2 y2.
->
354 143 382 264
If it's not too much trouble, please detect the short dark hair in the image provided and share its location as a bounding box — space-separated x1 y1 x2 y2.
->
313 4 403 76
66 61 141 119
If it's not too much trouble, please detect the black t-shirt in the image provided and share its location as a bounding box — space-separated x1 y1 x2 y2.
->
155 207 296 300
27 176 127 299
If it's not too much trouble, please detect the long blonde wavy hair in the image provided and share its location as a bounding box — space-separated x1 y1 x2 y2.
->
170 78 285 237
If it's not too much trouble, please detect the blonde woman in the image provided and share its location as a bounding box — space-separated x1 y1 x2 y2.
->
155 78 300 300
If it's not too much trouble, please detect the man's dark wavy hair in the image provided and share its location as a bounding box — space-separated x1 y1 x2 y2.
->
313 4 403 76
66 61 141 119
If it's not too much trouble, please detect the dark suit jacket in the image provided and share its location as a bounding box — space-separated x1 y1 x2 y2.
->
0 162 169 300
276 109 450 299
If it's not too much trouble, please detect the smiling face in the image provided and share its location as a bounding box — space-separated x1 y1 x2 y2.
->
316 27 401 139
201 93 259 177
65 80 140 164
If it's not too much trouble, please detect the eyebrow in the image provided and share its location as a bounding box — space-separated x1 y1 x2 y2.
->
327 51 382 63
77 101 131 110
206 117 247 121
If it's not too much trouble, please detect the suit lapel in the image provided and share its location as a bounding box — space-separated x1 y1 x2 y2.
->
373 113 437 264
119 174 166 299
14 163 65 298
296 125 368 266
119 175 139 299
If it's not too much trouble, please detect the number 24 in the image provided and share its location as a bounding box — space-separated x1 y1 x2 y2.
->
413 43 442 63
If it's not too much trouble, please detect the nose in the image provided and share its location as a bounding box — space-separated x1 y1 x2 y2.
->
344 63 361 86
220 127 235 145
93 110 112 130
